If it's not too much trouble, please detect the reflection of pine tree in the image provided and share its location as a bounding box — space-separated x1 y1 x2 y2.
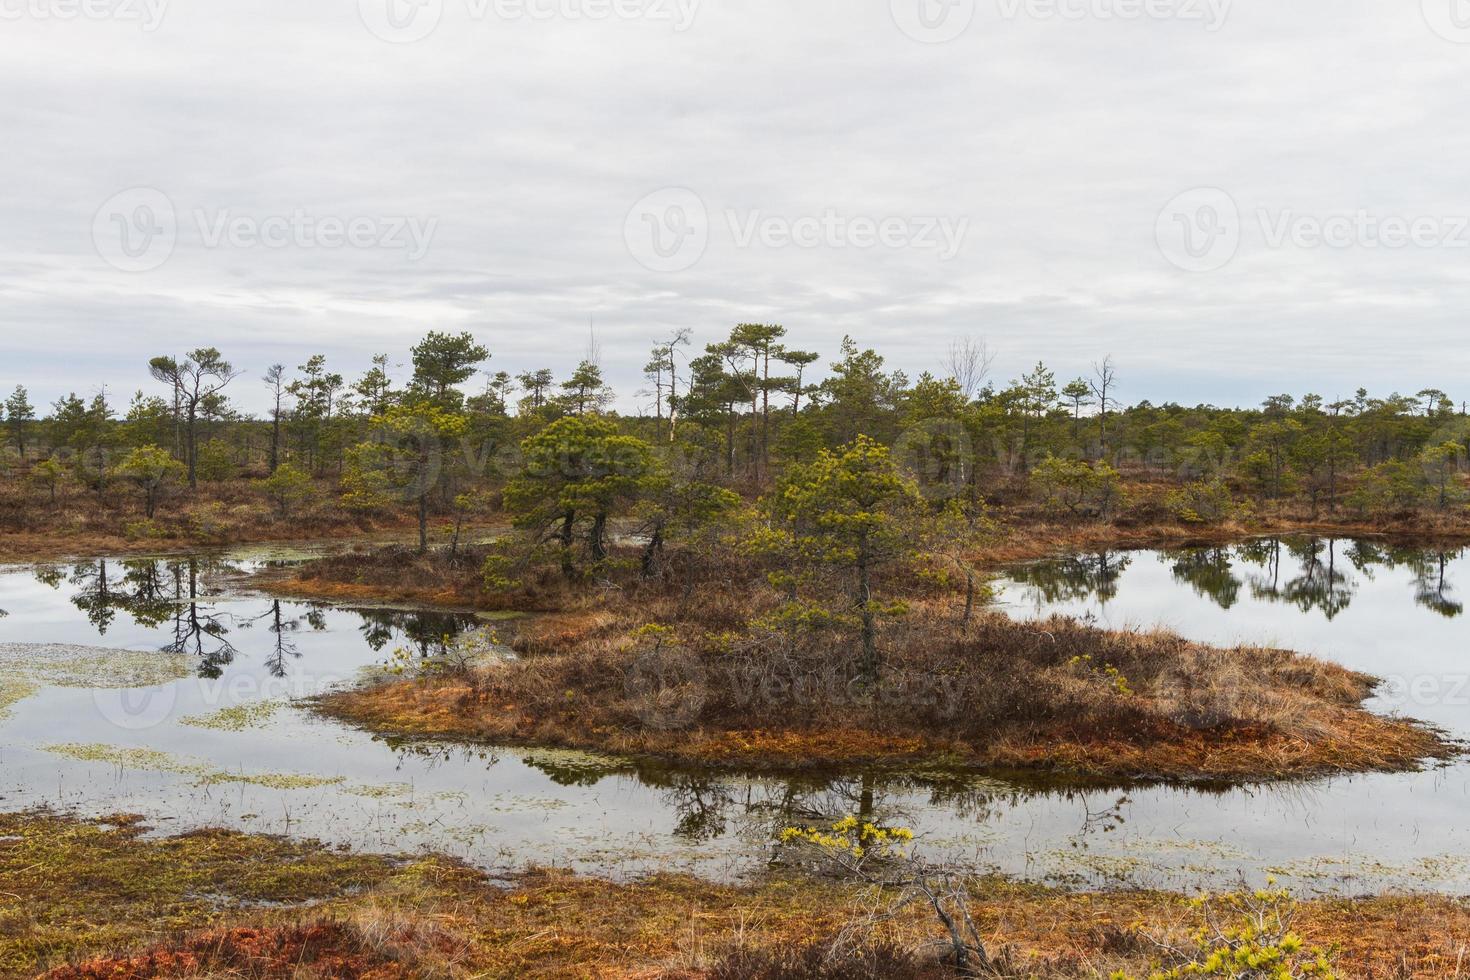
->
238 599 317 678
662 776 734 842
67 559 119 634
1236 538 1368 620
1236 537 1285 602
354 608 477 659
1409 552 1464 618
1236 538 1356 618
1278 539 1354 619
162 560 239 679
1010 551 1132 607
64 557 248 650
119 560 187 628
1165 547 1241 609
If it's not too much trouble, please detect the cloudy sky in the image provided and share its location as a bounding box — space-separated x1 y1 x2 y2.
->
4 0 1470 416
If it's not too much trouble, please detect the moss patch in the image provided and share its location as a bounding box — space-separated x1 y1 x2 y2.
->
0 644 190 689
179 700 286 732
7 812 1470 979
0 678 38 721
43 743 343 791
0 644 191 719
0 811 395 978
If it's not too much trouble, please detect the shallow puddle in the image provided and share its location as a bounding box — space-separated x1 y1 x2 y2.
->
1 541 1468 894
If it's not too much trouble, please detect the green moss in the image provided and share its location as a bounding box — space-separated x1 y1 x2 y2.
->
474 610 527 622
0 643 190 689
518 747 635 785
0 811 396 977
42 743 343 791
0 677 38 720
0 644 191 720
179 700 286 732
342 781 415 800
45 744 180 769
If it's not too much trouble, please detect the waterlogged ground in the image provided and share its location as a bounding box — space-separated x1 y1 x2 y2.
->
995 536 1470 889
1 541 1468 893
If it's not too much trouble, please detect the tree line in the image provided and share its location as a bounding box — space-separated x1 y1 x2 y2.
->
4 325 1470 540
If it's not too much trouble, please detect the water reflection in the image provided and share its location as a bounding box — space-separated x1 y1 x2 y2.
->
1005 551 1133 605
28 557 475 678
1165 547 1240 609
1009 537 1464 621
354 606 478 658
385 739 1138 859
8 547 1470 893
238 600 322 678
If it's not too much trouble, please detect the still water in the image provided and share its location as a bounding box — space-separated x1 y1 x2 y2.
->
0 540 1467 893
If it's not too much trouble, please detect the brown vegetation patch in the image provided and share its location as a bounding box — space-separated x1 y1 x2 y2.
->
43 922 421 980
319 589 1455 782
11 812 1470 979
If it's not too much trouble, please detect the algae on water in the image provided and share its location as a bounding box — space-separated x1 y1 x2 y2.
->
44 742 343 791
180 701 286 732
0 677 39 720
0 643 191 719
0 643 190 688
518 747 634 785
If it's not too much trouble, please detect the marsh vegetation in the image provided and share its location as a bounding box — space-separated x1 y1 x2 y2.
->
6 331 1470 975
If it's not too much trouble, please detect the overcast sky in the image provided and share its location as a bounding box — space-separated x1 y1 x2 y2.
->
4 0 1470 416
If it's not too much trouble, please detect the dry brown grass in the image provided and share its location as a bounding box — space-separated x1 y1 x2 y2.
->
319 579 1455 782
0 478 510 562
12 812 1470 980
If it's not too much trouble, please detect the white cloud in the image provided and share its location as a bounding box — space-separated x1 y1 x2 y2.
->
2 0 1468 414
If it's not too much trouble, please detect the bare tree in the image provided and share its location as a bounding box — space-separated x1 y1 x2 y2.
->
1089 355 1118 452
585 317 602 367
645 328 691 442
946 337 995 401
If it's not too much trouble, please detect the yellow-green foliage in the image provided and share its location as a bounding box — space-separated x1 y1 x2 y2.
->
1117 880 1337 980
193 440 237 482
257 461 318 517
1165 479 1238 525
780 815 915 861
112 445 186 517
1069 654 1135 697
1031 455 1125 518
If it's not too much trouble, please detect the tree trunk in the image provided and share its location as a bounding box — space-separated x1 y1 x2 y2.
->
417 492 428 553
856 536 877 684
590 511 608 563
640 520 665 578
186 404 198 488
962 569 975 627
558 511 576 578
